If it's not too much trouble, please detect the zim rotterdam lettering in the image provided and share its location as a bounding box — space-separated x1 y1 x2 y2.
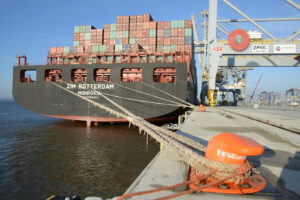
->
67 83 114 90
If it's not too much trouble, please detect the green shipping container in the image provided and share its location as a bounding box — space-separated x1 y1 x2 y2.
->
171 20 177 29
73 40 79 47
110 23 116 31
177 20 185 28
106 55 112 62
110 31 116 39
115 55 121 63
99 45 107 53
122 31 129 38
185 28 192 36
115 44 122 52
129 38 136 44
92 45 99 53
163 46 171 52
79 25 85 33
63 46 70 52
74 26 80 33
149 29 156 37
85 33 91 40
171 45 178 51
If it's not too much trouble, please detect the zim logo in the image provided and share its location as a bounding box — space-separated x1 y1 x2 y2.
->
275 46 281 52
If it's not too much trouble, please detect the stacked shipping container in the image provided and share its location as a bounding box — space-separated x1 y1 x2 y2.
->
49 14 193 60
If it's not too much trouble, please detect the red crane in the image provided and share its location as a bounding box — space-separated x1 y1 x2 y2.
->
249 75 262 103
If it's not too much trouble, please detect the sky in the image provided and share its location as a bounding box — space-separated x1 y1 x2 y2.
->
0 0 299 100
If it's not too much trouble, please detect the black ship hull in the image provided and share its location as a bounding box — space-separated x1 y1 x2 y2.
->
13 62 197 123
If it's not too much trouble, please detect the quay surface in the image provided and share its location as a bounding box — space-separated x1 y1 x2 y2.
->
124 107 300 200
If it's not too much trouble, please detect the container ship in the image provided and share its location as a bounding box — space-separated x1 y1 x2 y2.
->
12 14 197 125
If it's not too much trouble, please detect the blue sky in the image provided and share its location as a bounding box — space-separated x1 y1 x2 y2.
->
0 0 299 99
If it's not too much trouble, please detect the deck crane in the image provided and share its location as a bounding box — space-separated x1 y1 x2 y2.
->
193 0 300 106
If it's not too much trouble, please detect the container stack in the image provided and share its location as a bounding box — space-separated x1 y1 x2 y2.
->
49 14 193 60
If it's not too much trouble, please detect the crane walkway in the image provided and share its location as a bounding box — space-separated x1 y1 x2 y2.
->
124 107 300 199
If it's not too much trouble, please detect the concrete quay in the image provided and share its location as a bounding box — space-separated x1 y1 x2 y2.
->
124 107 300 200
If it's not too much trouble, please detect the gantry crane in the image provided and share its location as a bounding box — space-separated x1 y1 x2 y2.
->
192 0 300 106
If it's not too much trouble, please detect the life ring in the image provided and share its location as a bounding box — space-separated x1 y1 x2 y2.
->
228 29 250 51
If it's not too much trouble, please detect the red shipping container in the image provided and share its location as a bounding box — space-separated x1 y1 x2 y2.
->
136 38 142 44
109 39 116 45
122 23 129 30
164 38 171 45
106 45 115 53
157 29 164 37
122 38 129 44
136 30 143 38
77 47 84 53
116 23 122 31
137 15 143 22
157 45 164 52
80 33 86 40
157 37 164 45
123 16 130 23
148 46 156 52
104 24 110 30
116 31 122 38
177 28 185 37
142 29 149 37
149 38 156 45
85 46 92 54
117 16 123 24
184 45 192 52
103 39 109 45
130 15 137 23
91 29 97 36
136 22 143 30
171 37 177 44
149 21 157 29
97 29 103 35
143 14 152 22
164 22 171 29
142 38 149 45
171 29 177 37
177 37 185 45
50 47 56 54
157 21 164 29
130 23 137 30
74 33 80 40
178 44 185 51
130 30 136 38
184 20 192 28
143 22 150 29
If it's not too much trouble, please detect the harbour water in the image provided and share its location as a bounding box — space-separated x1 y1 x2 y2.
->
0 100 159 199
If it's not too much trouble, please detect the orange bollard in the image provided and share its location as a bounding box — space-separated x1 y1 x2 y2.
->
189 132 266 194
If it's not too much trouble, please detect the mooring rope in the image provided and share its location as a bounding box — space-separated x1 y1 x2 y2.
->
51 81 239 177
142 81 196 108
109 81 192 108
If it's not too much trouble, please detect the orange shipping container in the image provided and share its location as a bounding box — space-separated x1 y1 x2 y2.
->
157 21 164 29
142 29 149 37
157 29 164 37
116 23 122 31
74 33 80 40
136 30 143 38
136 38 142 44
177 28 185 37
50 47 57 54
130 15 137 23
116 31 122 38
104 24 110 30
137 15 143 22
149 21 157 29
110 39 116 45
117 16 122 24
143 22 150 29
130 30 136 38
142 38 149 45
122 23 129 30
122 16 130 23
122 38 129 44
149 38 156 45
177 37 185 45
130 23 137 30
164 22 171 29
137 22 143 30
184 20 192 28
171 29 178 37
157 37 164 45
143 14 152 22
164 38 171 45
171 37 177 44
